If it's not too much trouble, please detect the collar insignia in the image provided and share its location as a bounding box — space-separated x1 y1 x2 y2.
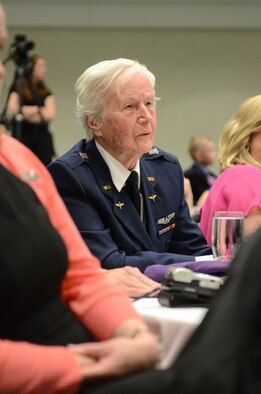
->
20 170 38 181
158 212 175 225
148 147 159 155
115 202 124 209
103 185 112 190
147 176 155 182
79 151 88 159
149 194 157 202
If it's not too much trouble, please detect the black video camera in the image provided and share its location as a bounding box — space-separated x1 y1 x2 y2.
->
8 34 35 68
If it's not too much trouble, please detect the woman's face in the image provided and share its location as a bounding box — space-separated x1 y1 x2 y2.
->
32 57 47 82
91 73 156 169
249 130 261 163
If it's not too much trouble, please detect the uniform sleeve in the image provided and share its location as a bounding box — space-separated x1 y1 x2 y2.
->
0 340 81 394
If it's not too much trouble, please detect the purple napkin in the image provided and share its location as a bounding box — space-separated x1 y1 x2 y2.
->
144 260 229 283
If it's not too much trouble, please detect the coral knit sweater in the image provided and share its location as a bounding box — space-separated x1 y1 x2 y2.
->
0 133 142 393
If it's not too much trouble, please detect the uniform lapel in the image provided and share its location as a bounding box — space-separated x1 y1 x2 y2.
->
112 188 153 250
84 140 153 250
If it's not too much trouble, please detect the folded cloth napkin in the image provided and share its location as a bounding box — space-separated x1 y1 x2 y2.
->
144 260 229 283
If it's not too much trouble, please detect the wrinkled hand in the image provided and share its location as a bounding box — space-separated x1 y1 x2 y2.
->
104 266 160 298
70 332 159 380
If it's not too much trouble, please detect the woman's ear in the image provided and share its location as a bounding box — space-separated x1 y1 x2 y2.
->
86 116 103 137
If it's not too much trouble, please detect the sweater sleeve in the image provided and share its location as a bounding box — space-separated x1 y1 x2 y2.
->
0 340 81 393
0 134 144 339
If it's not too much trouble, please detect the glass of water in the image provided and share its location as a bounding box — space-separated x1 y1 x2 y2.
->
212 211 244 261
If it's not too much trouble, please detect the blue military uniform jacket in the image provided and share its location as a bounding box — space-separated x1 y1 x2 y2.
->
48 139 211 272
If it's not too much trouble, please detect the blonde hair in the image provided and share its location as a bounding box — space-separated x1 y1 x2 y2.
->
188 135 214 160
219 95 261 170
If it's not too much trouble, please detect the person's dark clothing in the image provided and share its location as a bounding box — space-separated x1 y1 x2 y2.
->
184 162 217 205
10 85 55 166
0 163 92 345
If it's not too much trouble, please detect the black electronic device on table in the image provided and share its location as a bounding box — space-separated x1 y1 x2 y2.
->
158 267 224 307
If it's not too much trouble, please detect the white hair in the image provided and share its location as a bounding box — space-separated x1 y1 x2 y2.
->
75 58 157 140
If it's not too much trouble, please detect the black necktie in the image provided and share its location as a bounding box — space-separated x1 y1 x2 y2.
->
125 171 141 216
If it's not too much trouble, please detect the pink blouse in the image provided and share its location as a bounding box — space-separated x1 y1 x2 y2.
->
200 164 261 245
0 133 142 393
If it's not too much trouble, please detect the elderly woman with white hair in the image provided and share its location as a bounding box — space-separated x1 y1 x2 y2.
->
48 58 211 275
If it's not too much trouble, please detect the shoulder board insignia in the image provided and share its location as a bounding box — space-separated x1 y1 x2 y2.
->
148 147 159 155
79 151 88 159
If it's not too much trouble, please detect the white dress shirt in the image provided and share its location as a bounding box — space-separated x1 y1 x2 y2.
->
95 140 145 221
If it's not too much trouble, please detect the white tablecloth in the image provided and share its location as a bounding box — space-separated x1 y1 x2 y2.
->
133 298 208 369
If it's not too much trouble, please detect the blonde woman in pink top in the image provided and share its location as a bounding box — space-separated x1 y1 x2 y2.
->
200 95 261 245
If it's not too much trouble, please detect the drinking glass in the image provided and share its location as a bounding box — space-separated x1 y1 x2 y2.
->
211 211 244 261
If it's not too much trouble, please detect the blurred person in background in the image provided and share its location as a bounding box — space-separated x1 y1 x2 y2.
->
184 135 217 207
183 176 208 222
7 53 56 165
